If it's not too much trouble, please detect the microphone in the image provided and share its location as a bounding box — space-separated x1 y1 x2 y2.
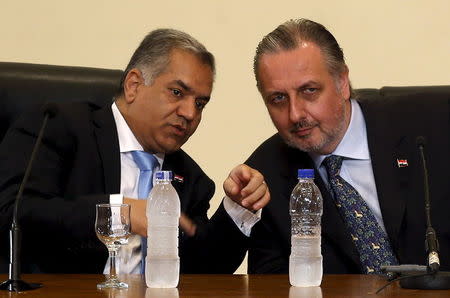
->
416 136 440 274
382 136 450 290
0 103 58 292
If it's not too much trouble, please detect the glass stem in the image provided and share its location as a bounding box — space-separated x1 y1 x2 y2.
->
109 248 117 280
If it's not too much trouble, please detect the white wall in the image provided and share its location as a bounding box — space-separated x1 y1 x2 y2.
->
2 0 449 273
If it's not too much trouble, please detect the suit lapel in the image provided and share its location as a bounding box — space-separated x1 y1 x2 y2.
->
161 152 188 210
359 100 410 252
93 105 121 194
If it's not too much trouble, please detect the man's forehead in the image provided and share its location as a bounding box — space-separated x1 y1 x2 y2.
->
261 42 322 65
167 49 213 69
258 45 331 93
170 79 211 99
260 44 327 74
160 50 213 80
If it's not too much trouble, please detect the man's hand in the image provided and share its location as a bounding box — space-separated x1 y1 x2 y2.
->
124 197 146 236
123 197 197 237
223 164 270 211
179 213 197 237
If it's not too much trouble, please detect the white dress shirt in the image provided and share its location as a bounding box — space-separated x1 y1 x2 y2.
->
309 99 387 232
223 196 262 237
105 102 259 274
105 103 163 274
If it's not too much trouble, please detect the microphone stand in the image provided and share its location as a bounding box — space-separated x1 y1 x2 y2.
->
398 137 450 290
0 109 55 291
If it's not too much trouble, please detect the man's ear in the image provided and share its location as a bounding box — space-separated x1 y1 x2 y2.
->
123 68 145 103
338 66 351 100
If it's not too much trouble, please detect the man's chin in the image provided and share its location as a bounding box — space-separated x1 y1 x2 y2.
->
286 140 314 152
152 134 189 153
285 135 337 155
161 144 183 154
284 134 323 153
147 139 182 154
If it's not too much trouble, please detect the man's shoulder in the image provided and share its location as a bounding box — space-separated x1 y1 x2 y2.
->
10 101 106 134
245 133 309 172
16 101 108 129
248 133 287 158
247 133 301 161
52 101 108 118
357 90 449 115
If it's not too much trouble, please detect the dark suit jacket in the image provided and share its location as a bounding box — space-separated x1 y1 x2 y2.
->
244 94 450 273
0 102 246 274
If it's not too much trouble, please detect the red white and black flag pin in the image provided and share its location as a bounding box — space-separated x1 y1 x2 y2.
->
174 174 184 183
397 159 409 168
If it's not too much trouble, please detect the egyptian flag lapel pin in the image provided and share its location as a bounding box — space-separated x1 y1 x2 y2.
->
396 158 408 168
174 174 184 183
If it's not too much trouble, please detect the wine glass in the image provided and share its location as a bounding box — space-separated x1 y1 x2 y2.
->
95 203 131 289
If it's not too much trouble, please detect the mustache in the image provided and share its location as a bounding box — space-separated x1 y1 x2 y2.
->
289 119 317 133
172 118 188 130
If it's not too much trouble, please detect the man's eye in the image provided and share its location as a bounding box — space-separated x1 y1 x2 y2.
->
171 89 182 97
195 100 207 110
271 94 286 103
304 88 317 94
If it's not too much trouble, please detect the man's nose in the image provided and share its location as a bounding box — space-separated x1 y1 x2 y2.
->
289 97 307 123
177 98 197 121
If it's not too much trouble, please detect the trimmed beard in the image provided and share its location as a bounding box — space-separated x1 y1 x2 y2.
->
282 98 348 153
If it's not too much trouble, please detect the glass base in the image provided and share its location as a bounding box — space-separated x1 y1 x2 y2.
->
97 278 128 289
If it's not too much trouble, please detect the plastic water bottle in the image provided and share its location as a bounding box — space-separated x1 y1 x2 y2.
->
289 169 323 287
146 171 180 288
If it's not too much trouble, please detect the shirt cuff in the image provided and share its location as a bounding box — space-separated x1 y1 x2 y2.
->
110 194 124 204
223 196 262 237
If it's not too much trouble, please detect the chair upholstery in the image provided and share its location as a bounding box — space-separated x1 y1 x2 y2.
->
0 62 123 140
356 85 450 101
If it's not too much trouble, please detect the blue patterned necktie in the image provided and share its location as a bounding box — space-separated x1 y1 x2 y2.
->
131 150 158 274
323 155 398 274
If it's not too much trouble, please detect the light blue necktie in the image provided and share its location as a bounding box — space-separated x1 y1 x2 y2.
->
323 155 398 274
131 150 158 274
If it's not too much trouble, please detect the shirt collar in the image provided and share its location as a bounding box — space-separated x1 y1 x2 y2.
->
309 99 370 169
111 102 164 164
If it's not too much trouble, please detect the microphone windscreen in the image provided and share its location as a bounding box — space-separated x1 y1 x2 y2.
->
416 136 427 147
42 103 59 118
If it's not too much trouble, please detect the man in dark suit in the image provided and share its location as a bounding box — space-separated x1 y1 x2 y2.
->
0 29 269 274
241 19 449 274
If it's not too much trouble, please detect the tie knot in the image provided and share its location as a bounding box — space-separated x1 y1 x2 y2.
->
131 151 158 171
323 155 344 177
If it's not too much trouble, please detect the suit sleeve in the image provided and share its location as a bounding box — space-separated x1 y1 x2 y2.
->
0 107 109 273
178 169 248 273
243 135 294 274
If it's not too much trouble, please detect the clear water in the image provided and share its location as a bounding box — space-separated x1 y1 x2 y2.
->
146 178 180 288
289 236 323 287
289 177 323 287
145 257 180 288
147 227 178 256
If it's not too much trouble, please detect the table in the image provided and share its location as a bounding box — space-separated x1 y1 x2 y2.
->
1 274 449 297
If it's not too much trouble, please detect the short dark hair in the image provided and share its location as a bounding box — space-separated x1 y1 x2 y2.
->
117 28 215 96
254 18 353 96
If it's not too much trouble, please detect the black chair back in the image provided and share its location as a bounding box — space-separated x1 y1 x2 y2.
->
0 62 123 140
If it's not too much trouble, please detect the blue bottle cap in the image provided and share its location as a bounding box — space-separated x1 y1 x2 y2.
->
298 169 314 179
155 171 173 181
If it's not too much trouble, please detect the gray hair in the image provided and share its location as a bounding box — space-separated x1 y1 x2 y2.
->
117 28 215 95
253 18 353 97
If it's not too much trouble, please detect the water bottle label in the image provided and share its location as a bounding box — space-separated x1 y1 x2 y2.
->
155 171 173 181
